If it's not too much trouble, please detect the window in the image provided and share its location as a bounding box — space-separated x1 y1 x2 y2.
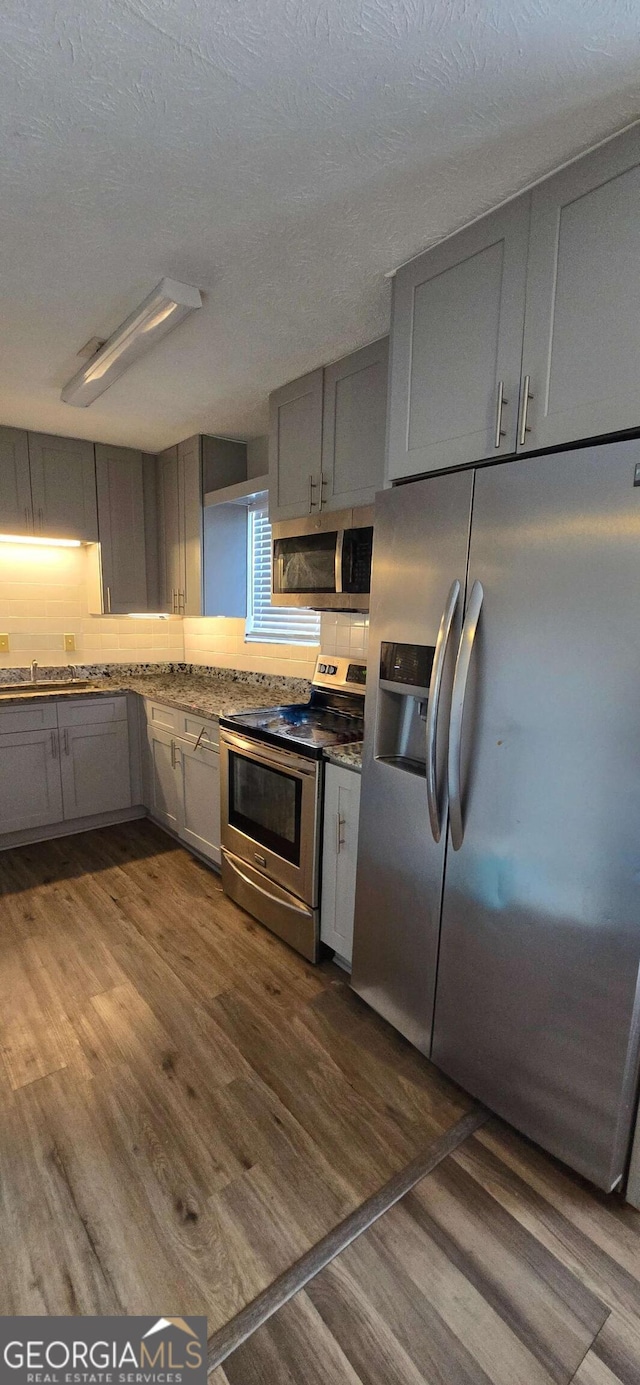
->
246 502 321 645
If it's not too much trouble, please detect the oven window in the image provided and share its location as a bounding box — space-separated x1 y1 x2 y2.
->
274 532 337 594
229 751 302 864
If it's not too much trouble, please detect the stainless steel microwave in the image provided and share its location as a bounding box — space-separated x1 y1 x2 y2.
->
271 505 373 611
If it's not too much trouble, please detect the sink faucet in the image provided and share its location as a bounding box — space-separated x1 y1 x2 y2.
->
67 664 77 682
30 660 38 684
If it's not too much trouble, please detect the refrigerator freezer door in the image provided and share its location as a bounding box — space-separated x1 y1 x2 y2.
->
432 438 640 1190
351 470 474 1054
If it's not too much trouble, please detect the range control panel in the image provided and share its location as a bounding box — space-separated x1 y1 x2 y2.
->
313 653 367 694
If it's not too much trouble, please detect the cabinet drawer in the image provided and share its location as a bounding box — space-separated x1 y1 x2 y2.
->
0 702 58 734
57 695 127 726
144 699 178 732
179 713 219 748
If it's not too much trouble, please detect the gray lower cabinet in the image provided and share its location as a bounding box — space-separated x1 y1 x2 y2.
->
320 763 361 967
520 125 640 452
0 724 63 833
95 444 148 613
0 427 32 533
269 368 324 521
143 706 221 864
144 724 180 832
57 700 132 818
387 199 530 480
176 737 221 863
321 337 388 509
0 696 132 839
27 432 98 541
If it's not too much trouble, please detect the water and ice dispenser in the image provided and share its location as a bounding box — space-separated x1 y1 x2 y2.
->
374 641 435 775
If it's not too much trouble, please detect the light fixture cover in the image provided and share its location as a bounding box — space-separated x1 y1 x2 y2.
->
61 277 202 407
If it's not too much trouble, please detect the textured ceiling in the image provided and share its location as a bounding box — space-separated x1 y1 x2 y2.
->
0 0 638 451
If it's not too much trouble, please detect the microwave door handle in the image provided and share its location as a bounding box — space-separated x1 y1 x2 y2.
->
425 579 460 843
447 580 483 851
335 530 344 594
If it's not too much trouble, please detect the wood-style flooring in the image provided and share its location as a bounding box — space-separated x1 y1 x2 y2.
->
0 819 474 1325
212 1119 640 1385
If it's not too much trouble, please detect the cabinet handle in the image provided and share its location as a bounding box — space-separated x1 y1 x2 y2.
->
194 726 206 751
178 590 185 613
172 589 178 614
50 731 58 759
320 473 329 510
170 737 176 769
518 374 533 447
336 811 345 854
494 380 508 449
308 474 317 514
38 506 44 533
106 585 112 614
63 729 70 756
24 507 31 534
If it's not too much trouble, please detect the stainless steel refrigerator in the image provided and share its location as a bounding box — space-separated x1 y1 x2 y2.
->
351 438 640 1191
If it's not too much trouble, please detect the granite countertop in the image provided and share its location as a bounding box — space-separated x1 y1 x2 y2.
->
324 741 363 773
0 663 311 721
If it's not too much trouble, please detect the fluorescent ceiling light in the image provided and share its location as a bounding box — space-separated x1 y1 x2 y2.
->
0 534 81 547
61 277 203 407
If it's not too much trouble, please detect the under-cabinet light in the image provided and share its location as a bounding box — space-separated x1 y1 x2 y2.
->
127 613 170 619
61 278 203 407
0 534 82 548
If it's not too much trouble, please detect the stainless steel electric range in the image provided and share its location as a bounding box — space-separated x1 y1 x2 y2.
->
219 654 366 961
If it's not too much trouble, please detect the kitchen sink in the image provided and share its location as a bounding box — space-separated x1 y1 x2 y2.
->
0 680 95 696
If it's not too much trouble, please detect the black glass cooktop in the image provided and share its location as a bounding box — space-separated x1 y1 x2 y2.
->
219 698 364 759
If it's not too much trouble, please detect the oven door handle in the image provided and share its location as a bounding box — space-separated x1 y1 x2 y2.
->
224 857 312 917
220 729 317 775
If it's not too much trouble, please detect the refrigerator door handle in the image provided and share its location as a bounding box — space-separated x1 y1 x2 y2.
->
448 580 484 851
425 579 461 843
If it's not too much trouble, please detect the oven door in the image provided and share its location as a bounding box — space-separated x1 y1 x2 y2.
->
219 729 321 905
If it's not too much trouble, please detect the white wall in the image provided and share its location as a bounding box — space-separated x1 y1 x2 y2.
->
0 542 183 670
183 615 318 679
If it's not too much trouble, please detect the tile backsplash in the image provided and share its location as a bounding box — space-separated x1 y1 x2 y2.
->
319 613 369 659
183 616 318 680
0 540 369 679
0 543 182 669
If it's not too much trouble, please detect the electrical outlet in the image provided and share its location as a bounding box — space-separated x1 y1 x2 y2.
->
0 634 9 653
64 633 76 653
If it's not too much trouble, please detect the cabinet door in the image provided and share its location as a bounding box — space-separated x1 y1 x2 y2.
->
158 447 182 613
520 126 640 452
95 445 147 613
28 433 98 540
144 726 180 831
387 198 530 480
178 435 203 617
0 428 32 534
320 765 361 966
177 739 220 863
0 729 63 834
269 368 323 521
322 338 388 510
60 720 132 819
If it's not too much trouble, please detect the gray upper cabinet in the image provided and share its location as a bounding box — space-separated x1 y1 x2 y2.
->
178 435 204 618
269 368 323 521
387 198 530 481
0 427 31 533
519 126 640 453
95 445 147 614
321 337 388 510
158 446 183 614
157 436 205 617
28 432 98 541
